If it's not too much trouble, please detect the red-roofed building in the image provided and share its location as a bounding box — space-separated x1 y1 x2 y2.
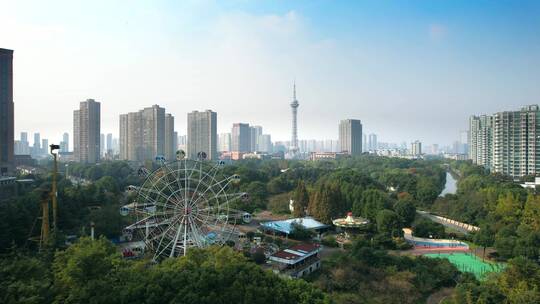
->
269 243 321 278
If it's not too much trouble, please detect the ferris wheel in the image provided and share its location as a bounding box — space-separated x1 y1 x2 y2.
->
122 150 251 260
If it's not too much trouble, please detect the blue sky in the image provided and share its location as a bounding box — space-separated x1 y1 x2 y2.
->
1 0 539 146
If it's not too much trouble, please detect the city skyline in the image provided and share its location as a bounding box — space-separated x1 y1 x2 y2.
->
3 1 539 146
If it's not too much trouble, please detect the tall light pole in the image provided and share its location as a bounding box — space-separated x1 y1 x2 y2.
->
50 144 60 230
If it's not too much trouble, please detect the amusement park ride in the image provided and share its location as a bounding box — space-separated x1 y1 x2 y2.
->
121 150 252 261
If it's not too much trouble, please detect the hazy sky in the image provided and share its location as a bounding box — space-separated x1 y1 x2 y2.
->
2 0 540 146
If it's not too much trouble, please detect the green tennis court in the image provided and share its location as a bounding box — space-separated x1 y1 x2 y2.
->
425 253 504 279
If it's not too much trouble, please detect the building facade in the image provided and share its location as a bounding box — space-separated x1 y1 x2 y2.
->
492 105 540 177
218 133 231 152
339 119 362 155
468 105 540 178
250 125 263 152
187 110 217 160
164 113 175 161
106 133 113 155
259 134 273 153
60 132 69 152
73 99 101 163
468 115 493 169
368 133 378 151
141 105 165 160
0 48 14 175
410 140 422 156
231 123 250 152
119 105 170 162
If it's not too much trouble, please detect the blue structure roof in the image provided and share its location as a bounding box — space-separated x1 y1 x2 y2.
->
260 217 329 234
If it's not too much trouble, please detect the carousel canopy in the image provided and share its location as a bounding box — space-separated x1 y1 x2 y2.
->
332 212 369 228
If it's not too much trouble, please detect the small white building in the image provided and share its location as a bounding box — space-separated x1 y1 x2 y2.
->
520 177 540 189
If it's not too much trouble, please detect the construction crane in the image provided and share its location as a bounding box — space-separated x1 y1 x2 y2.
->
50 144 60 230
39 189 50 248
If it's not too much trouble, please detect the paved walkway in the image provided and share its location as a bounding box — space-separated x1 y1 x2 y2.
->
417 210 479 235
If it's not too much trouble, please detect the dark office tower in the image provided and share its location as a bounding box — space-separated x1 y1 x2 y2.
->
339 119 363 156
74 99 101 163
231 123 250 152
0 48 14 175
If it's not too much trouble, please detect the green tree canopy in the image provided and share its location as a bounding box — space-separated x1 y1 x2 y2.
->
292 180 310 217
376 209 403 237
394 199 416 227
308 181 343 224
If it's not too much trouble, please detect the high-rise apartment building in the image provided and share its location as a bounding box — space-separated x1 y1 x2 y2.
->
177 134 187 152
368 133 378 151
100 133 105 156
164 113 175 161
0 48 14 174
250 126 263 152
141 105 165 160
259 134 273 153
410 140 422 156
362 133 367 152
60 132 69 152
74 99 101 163
15 132 30 155
106 133 112 154
173 132 178 157
231 123 250 152
119 114 129 160
323 139 340 152
187 110 217 160
218 133 231 152
468 115 493 168
33 133 41 151
112 138 119 155
21 132 28 145
492 105 540 177
339 119 362 155
119 105 170 162
468 105 540 178
41 139 48 155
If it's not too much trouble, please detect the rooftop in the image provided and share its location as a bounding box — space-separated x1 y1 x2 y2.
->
260 217 328 235
270 243 320 264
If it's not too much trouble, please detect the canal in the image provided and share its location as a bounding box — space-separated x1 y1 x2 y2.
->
440 171 457 196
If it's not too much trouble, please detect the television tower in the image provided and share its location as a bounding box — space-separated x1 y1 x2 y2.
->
290 82 299 154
